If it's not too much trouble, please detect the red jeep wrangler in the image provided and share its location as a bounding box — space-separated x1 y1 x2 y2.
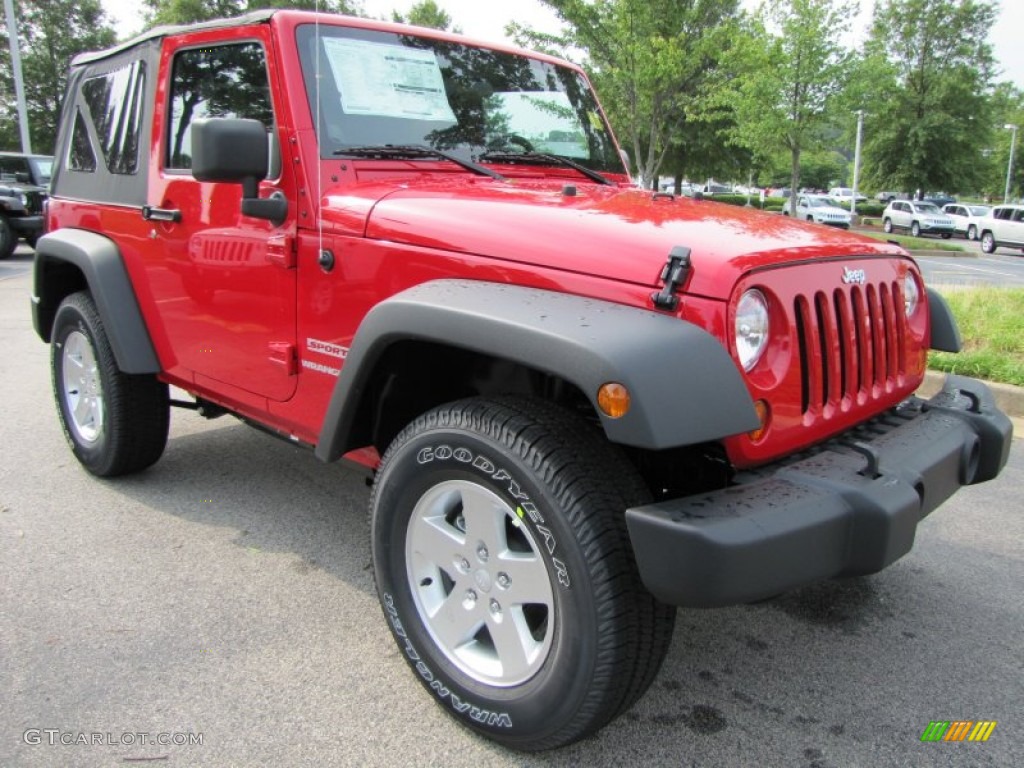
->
33 10 1012 750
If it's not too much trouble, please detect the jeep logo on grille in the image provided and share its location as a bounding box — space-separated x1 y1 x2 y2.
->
842 267 867 285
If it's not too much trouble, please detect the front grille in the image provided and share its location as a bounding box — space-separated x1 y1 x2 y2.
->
24 190 45 214
794 281 906 415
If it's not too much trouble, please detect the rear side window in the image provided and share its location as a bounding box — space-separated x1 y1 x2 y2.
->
72 61 147 175
167 42 275 171
1013 209 1024 223
994 208 1012 220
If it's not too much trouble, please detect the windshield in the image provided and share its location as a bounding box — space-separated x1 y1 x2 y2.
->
969 206 990 216
297 24 623 174
916 203 941 213
806 196 835 207
31 158 53 184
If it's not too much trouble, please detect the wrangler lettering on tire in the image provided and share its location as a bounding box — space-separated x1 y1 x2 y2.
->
370 397 675 750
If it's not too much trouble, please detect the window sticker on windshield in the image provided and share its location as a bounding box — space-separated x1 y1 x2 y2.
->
322 38 456 122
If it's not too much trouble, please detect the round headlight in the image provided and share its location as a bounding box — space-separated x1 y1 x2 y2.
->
19 192 29 207
735 289 770 371
903 273 920 317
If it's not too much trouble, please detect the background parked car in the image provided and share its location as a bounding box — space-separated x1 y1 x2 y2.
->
942 203 991 240
0 152 52 258
922 194 956 208
784 194 852 228
875 191 901 202
882 200 955 238
978 205 1024 254
828 186 868 204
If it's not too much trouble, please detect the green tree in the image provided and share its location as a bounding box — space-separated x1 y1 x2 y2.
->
713 0 855 214
392 0 460 32
0 0 116 153
142 0 364 28
511 0 741 188
980 83 1022 202
861 0 997 197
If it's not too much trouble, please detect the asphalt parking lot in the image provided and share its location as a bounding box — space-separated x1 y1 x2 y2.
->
1 254 1022 767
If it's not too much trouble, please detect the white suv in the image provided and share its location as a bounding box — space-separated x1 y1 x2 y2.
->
978 204 1024 254
882 200 955 238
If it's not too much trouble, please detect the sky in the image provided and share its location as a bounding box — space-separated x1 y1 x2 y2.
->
100 0 1024 89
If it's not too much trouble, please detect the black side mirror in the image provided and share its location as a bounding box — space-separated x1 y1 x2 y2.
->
191 118 287 226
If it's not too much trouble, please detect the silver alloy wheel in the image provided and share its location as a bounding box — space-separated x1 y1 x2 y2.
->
61 330 104 443
967 224 977 241
405 479 555 687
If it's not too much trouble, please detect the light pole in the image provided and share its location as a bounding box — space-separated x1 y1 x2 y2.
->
1004 124 1018 204
851 110 865 218
3 0 32 153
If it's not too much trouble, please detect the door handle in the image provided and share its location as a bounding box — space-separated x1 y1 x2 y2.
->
142 205 182 223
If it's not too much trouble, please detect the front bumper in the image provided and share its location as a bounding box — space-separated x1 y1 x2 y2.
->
10 214 43 236
626 375 1013 608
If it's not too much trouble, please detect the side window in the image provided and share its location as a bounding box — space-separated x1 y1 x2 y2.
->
995 208 1011 220
69 112 98 172
1013 209 1024 223
167 42 276 173
74 60 146 175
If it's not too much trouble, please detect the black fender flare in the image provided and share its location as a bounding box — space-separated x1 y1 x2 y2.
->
926 287 962 353
32 228 160 373
315 280 758 460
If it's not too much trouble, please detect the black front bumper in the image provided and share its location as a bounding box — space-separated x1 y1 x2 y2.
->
626 375 1013 608
10 214 43 236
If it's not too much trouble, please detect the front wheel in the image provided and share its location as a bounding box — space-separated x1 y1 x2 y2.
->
911 221 921 237
0 216 16 259
980 232 997 254
883 218 893 233
370 397 675 750
51 291 170 476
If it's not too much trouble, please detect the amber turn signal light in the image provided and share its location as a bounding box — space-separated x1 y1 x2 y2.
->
597 382 631 418
748 399 770 441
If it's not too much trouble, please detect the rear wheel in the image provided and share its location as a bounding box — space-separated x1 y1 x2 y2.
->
370 396 675 750
51 291 170 476
941 232 952 239
967 224 977 241
980 232 997 254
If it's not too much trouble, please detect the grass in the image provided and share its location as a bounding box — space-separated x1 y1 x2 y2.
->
928 287 1024 387
858 230 966 252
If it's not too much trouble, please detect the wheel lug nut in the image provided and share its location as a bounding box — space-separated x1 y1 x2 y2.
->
497 572 510 589
477 544 489 562
489 599 502 617
463 589 477 609
456 556 470 572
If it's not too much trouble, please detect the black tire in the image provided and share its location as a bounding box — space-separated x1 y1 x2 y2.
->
980 232 996 254
0 215 16 259
910 221 921 238
883 218 893 233
967 224 977 241
941 232 952 239
370 396 675 750
806 215 815 222
51 291 169 476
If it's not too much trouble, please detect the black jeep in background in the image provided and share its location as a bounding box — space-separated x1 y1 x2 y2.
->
0 152 52 259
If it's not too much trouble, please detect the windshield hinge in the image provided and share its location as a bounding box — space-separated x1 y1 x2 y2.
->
650 246 692 312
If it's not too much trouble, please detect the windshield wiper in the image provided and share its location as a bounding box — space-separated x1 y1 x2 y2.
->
476 150 614 186
333 144 506 181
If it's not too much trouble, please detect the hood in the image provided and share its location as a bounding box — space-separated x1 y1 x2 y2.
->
324 179 906 300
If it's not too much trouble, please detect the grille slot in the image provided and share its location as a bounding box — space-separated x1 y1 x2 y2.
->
795 280 906 416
